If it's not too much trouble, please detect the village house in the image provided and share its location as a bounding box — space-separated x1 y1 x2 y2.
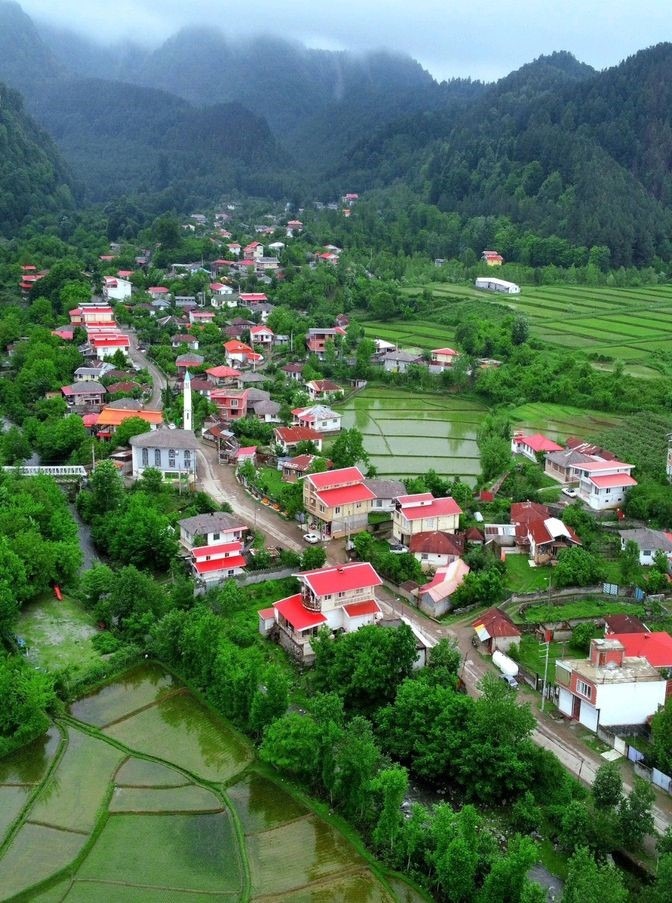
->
74 362 114 382
235 446 257 468
281 454 326 483
392 493 462 546
274 426 323 455
429 347 459 372
243 241 264 260
364 478 406 514
409 531 464 569
544 439 617 484
206 365 242 386
258 561 383 663
511 431 563 462
171 334 199 350
224 340 262 368
577 459 637 510
482 250 504 266
188 541 246 587
381 350 421 373
249 325 274 348
61 381 106 409
417 559 470 617
306 327 346 357
282 362 304 382
102 276 132 301
604 614 649 635
251 399 281 422
130 429 199 481
175 353 204 374
472 607 521 654
189 309 215 326
292 405 342 434
94 406 163 438
556 637 666 732
305 379 344 401
303 466 375 539
88 334 131 360
179 511 247 549
618 528 672 568
286 219 303 236
210 387 249 421
510 501 581 565
147 286 170 300
52 326 74 341
69 304 115 327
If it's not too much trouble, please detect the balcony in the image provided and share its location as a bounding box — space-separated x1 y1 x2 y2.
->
301 590 321 612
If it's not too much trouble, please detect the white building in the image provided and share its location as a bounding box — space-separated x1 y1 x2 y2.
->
393 493 462 545
130 430 198 481
556 638 666 732
475 276 520 294
102 276 132 301
178 512 247 549
618 528 672 567
292 404 342 434
577 460 637 511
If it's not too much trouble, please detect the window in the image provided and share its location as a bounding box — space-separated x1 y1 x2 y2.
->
231 399 238 407
184 450 191 467
213 533 220 541
323 594 332 600
154 449 161 467
335 506 341 514
643 550 652 557
577 680 592 700
168 448 176 468
338 592 345 598
141 448 149 466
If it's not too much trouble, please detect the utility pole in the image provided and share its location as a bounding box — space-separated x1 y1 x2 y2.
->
541 575 552 711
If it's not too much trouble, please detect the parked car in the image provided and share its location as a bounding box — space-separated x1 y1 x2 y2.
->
500 673 519 690
561 487 578 498
388 543 409 554
303 532 321 544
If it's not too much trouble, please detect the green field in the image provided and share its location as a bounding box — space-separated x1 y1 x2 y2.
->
372 283 672 374
0 665 414 901
340 387 486 481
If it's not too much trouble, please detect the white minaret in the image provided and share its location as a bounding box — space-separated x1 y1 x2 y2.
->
183 369 193 432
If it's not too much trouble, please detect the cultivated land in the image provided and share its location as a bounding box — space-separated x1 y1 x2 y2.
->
373 282 672 375
0 664 417 901
339 388 485 482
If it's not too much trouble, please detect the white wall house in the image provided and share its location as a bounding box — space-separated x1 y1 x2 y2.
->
555 638 666 731
577 460 637 511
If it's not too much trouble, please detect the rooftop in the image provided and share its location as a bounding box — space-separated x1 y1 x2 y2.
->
300 561 382 597
607 632 672 668
274 594 327 632
130 429 198 450
558 655 663 684
179 512 246 535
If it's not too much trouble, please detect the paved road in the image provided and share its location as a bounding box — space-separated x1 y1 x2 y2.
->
123 329 167 410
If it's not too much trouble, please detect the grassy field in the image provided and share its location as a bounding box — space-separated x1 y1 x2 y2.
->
505 556 553 593
518 599 647 624
514 634 569 684
371 282 672 375
0 665 416 901
507 402 623 441
19 593 101 678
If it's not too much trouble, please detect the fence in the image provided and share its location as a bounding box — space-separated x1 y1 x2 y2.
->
595 725 672 796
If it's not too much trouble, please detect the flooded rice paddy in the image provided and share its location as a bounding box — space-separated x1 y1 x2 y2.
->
0 664 420 901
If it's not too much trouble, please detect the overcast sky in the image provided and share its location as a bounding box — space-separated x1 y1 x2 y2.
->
21 0 672 82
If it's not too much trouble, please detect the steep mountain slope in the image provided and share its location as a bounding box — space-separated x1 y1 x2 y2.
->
0 1 64 95
29 78 294 204
0 81 74 233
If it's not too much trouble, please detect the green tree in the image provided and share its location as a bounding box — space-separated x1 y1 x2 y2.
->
592 762 623 809
619 539 641 585
260 713 322 782
370 766 408 857
563 847 627 903
300 546 326 570
332 715 380 823
651 697 672 775
618 777 655 849
330 427 370 470
249 664 289 738
554 547 606 588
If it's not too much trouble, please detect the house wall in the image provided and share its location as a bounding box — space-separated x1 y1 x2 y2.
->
132 446 197 479
393 511 460 542
579 479 629 511
596 680 666 727
414 551 456 570
180 525 245 548
316 585 376 614
492 635 518 653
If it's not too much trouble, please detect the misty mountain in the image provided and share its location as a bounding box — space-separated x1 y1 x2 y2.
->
28 78 294 204
0 1 64 95
0 81 74 234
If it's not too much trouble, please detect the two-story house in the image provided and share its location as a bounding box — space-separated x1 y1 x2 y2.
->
577 460 637 510
206 365 242 386
130 429 199 481
292 405 342 434
305 379 344 401
259 561 383 663
429 347 459 371
556 637 666 732
274 426 323 454
188 541 246 586
250 325 274 348
393 493 462 546
303 466 375 539
210 387 249 421
61 381 106 409
179 511 247 549
306 327 346 358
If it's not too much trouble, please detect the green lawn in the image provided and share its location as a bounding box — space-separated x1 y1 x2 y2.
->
256 465 285 500
519 599 647 624
513 634 569 683
505 556 553 593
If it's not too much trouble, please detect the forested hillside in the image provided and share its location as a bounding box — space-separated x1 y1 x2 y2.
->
29 78 295 204
0 82 74 234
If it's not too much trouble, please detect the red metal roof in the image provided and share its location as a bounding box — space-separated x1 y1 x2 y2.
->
472 606 521 639
275 426 322 443
590 474 637 488
398 496 463 520
258 607 275 620
192 541 242 559
609 632 672 667
307 466 365 489
207 365 240 378
194 555 246 574
239 293 268 302
274 594 327 631
515 433 563 453
343 599 381 618
580 460 633 471
316 483 376 507
301 562 382 597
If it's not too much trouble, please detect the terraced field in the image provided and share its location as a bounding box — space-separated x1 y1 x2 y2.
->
0 664 421 901
368 282 672 376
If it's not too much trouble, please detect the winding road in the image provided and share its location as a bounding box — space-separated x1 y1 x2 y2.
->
123 328 167 409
